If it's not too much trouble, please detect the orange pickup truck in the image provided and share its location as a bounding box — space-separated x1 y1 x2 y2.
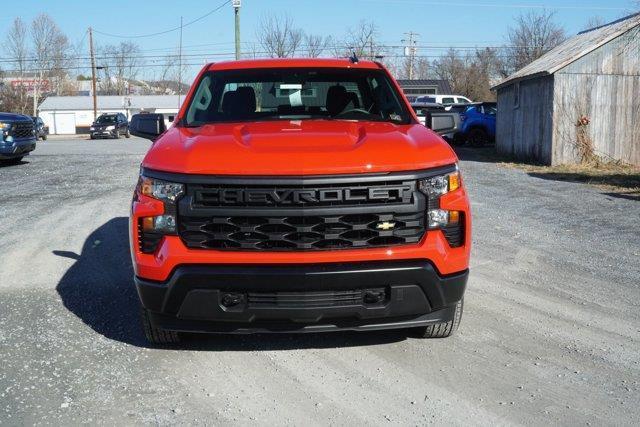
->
129 58 471 344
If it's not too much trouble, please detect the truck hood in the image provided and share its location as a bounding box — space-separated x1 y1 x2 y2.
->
142 120 458 176
0 113 33 122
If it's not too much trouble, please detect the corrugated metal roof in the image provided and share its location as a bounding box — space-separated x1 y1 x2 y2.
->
39 95 182 111
493 13 640 90
396 79 452 94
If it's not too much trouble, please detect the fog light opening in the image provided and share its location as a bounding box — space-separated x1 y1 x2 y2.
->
221 293 245 308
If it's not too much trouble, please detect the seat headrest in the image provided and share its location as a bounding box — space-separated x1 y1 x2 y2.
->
221 87 257 117
326 85 350 116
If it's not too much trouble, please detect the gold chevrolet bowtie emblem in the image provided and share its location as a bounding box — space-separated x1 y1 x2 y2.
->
376 221 396 230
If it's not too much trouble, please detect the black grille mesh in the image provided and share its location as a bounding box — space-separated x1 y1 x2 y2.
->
247 288 386 308
10 121 35 139
179 212 425 251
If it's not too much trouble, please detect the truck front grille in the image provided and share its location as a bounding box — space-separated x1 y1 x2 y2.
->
179 212 425 250
10 121 35 139
176 174 430 252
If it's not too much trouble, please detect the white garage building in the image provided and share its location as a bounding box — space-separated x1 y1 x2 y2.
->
38 95 182 135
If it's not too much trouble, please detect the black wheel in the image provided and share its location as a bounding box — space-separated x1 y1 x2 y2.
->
41 134 47 141
452 133 466 146
90 135 95 140
468 128 488 147
125 128 131 138
140 306 180 345
413 299 463 338
114 130 120 139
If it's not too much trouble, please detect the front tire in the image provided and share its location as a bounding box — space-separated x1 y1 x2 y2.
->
125 128 131 138
113 130 120 139
413 299 463 338
468 128 488 147
452 133 466 146
41 134 47 141
140 306 181 345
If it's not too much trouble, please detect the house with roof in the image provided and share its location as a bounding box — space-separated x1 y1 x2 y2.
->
38 95 183 135
493 13 640 166
396 79 452 98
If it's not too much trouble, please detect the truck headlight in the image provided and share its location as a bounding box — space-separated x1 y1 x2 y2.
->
418 168 460 197
136 176 184 249
0 122 11 130
419 166 464 245
138 176 184 202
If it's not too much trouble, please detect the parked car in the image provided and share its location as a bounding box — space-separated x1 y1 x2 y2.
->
89 113 130 139
411 102 461 141
31 116 48 140
416 94 472 106
451 102 497 146
128 58 471 344
0 112 37 164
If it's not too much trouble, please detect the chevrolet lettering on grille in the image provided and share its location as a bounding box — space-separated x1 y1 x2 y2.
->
197 185 413 205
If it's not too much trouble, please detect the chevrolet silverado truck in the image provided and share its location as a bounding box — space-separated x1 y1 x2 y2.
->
0 112 37 164
129 58 471 344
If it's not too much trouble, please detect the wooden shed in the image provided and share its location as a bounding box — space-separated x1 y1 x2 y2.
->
493 13 640 166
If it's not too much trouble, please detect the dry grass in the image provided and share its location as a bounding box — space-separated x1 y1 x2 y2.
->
500 160 640 196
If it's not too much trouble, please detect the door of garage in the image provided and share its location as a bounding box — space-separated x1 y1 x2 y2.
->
53 112 76 134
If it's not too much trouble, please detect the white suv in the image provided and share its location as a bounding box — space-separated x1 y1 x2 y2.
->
416 95 472 106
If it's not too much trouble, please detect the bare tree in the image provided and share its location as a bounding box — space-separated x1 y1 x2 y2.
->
503 10 566 74
99 41 143 95
4 18 31 113
148 54 189 94
432 48 498 101
335 20 384 60
304 34 330 57
31 14 70 113
257 14 303 58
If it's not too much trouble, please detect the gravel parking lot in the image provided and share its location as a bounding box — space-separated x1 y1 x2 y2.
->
0 137 638 425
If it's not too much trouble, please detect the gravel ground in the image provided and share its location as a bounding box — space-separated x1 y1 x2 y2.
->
0 138 638 425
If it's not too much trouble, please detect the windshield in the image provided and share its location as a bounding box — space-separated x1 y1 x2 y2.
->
96 115 117 124
184 68 412 126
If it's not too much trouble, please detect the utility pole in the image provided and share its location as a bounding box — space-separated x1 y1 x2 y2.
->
178 16 183 109
89 27 98 121
402 31 419 80
233 0 241 59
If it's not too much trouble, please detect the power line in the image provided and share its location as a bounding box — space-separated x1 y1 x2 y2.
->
92 0 231 39
0 43 561 65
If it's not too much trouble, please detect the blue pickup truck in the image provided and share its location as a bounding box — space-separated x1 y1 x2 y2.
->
451 102 497 146
0 112 37 164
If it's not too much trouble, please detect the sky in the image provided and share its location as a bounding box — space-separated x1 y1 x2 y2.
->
1 0 637 80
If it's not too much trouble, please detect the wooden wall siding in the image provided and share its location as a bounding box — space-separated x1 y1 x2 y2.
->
560 26 640 76
553 73 640 165
495 76 554 164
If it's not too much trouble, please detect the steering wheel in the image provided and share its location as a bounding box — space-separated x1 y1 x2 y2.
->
334 108 371 117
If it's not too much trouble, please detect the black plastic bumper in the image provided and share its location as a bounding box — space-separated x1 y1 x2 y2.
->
135 261 468 334
0 140 36 159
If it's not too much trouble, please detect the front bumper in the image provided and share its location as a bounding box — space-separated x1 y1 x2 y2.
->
90 128 117 138
0 138 36 159
136 261 468 333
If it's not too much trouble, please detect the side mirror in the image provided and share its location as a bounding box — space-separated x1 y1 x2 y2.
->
427 112 457 135
129 113 166 141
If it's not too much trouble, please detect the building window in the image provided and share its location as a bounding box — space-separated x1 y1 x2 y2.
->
403 87 437 95
513 82 520 109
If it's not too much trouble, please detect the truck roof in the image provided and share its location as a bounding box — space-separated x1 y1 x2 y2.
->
207 58 384 71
